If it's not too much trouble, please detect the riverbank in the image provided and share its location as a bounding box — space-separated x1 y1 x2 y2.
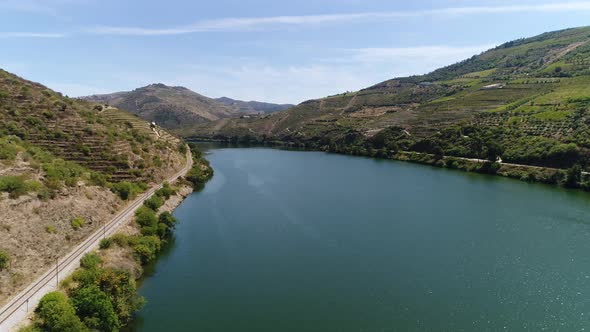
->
190 138 588 190
15 148 213 332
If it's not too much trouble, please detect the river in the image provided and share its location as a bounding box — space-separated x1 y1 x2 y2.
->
127 147 590 331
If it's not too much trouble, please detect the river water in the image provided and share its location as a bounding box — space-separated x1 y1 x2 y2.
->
128 147 590 331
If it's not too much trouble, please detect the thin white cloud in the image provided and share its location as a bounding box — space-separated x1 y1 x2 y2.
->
0 32 65 38
352 45 497 63
88 1 590 36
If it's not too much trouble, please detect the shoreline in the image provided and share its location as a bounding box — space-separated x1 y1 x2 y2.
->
189 138 588 191
11 148 213 332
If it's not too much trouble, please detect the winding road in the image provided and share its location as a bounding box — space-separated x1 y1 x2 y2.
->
0 148 193 332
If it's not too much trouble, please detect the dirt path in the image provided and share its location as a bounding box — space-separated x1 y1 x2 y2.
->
0 148 193 332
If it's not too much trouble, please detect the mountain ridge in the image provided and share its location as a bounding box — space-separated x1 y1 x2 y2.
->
82 84 294 130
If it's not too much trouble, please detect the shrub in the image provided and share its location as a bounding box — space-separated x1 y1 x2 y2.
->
88 172 108 187
135 206 157 227
33 292 88 332
71 217 85 230
110 181 142 200
0 250 10 271
0 176 38 198
43 159 86 187
79 253 101 270
158 211 177 228
0 138 18 160
143 195 164 211
99 238 112 249
46 225 56 234
155 182 176 199
131 236 161 264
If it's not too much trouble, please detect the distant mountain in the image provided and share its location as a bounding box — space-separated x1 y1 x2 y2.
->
82 84 292 130
215 97 293 114
82 84 238 129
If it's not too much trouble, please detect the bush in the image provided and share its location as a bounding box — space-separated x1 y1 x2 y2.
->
33 292 88 332
159 211 177 228
79 253 101 270
155 182 176 199
71 217 85 230
110 181 143 200
0 176 39 198
99 238 112 249
131 236 161 264
0 250 10 271
0 138 18 160
43 159 86 187
89 172 108 187
135 206 157 227
144 195 164 211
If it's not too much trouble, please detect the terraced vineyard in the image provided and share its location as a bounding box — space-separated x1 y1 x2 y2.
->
0 69 183 184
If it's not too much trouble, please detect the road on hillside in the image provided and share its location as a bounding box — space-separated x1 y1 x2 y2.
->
0 149 193 332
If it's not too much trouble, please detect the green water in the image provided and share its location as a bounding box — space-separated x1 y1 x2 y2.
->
129 148 590 331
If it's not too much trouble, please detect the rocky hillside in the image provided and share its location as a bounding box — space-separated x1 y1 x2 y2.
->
83 84 238 129
215 97 293 114
193 26 590 170
83 84 292 132
0 69 186 307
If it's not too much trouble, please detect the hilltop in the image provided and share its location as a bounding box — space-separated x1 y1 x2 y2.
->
0 69 186 307
193 26 590 171
215 96 293 114
82 84 293 130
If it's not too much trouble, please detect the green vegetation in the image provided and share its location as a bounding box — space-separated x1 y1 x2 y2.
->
109 181 147 200
0 175 41 198
143 194 164 211
155 182 176 199
185 144 214 188
70 217 85 230
0 68 185 204
0 249 10 271
28 292 88 332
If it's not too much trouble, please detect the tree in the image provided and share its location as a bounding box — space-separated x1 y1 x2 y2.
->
485 141 504 163
71 285 120 332
565 164 582 188
98 268 145 324
34 292 88 332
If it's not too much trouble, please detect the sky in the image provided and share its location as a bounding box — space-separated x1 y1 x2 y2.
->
1 0 590 104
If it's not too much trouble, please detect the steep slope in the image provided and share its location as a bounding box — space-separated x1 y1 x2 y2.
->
83 84 242 129
215 96 293 114
194 26 590 170
0 69 186 307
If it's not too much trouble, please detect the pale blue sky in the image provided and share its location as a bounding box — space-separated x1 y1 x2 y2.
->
1 0 590 103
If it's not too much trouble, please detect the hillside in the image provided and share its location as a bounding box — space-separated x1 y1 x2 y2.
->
0 69 186 307
82 84 291 132
82 83 238 129
193 26 590 170
215 96 293 114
